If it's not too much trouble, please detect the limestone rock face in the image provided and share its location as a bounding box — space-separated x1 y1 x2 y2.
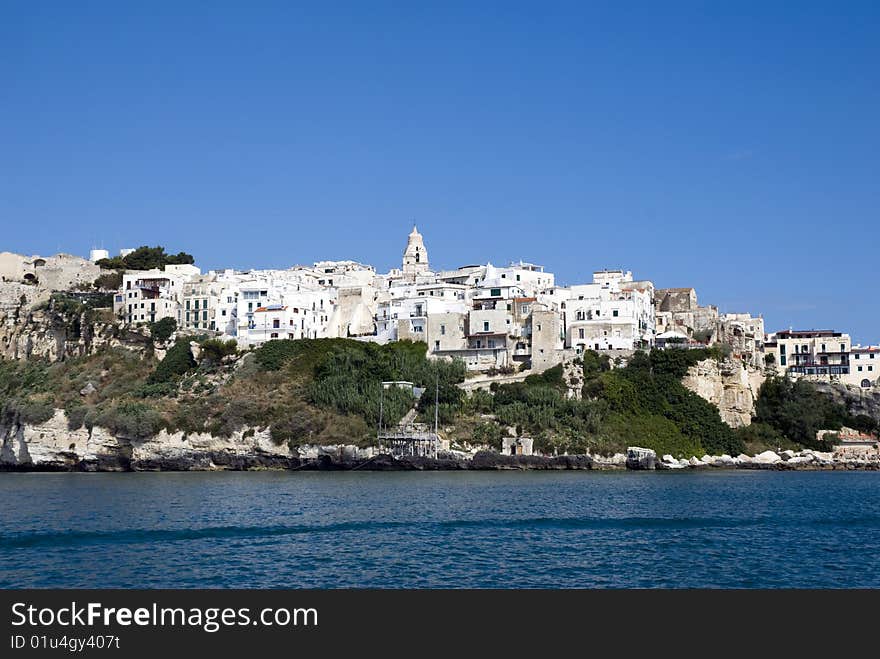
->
681 357 765 428
813 382 880 424
0 306 152 362
0 409 300 471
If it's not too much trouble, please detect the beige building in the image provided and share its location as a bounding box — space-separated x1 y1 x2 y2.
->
655 287 718 339
764 330 852 379
846 345 879 388
718 313 765 367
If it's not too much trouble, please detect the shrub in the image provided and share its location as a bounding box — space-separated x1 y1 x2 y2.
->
149 317 177 342
93 271 123 291
199 338 238 363
754 377 858 449
85 401 165 438
148 340 195 383
3 396 56 425
97 246 195 271
254 339 303 371
472 422 504 450
524 364 564 388
64 401 89 431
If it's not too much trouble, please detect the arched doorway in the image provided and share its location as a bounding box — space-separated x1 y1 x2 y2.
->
861 379 872 388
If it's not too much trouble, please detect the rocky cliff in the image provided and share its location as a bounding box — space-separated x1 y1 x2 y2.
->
813 382 880 423
0 300 153 362
0 409 601 471
1 409 311 471
681 357 765 427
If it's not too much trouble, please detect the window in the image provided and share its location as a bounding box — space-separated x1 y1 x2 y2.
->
490 288 501 297
612 310 619 317
578 328 584 339
521 305 529 314
780 345 786 355
221 310 226 316
840 343 845 352
821 343 826 352
858 366 863 372
780 356 787 366
194 299 200 310
537 324 542 332
440 325 446 336
273 319 280 329
488 339 496 348
483 321 490 332
186 300 190 310
270 332 278 338
203 311 208 321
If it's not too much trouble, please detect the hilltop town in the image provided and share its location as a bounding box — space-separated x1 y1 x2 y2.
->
0 228 878 472
3 226 876 388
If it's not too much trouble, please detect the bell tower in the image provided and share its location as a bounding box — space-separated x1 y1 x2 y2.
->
402 225 429 277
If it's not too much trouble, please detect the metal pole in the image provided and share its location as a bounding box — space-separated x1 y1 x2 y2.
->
378 384 384 438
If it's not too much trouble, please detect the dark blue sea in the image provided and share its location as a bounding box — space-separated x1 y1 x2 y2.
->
1 470 878 588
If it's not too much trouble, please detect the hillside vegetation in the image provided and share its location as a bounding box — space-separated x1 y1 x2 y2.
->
1 331 875 456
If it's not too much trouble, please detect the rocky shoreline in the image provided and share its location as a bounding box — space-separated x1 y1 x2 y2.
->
2 410 878 473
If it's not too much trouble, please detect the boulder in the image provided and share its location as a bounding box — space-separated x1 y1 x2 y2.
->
753 450 781 464
626 447 657 470
688 456 706 467
657 454 684 469
736 453 753 463
780 450 796 461
79 382 96 396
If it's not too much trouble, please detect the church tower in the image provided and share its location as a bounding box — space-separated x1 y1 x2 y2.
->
402 225 429 277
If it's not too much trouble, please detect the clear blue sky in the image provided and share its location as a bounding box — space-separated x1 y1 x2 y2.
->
2 2 877 342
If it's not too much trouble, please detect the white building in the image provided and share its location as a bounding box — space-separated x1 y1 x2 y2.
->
181 270 240 334
114 265 200 325
560 270 655 352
